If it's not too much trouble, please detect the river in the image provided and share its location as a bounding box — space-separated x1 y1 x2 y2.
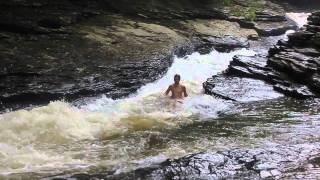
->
0 13 319 179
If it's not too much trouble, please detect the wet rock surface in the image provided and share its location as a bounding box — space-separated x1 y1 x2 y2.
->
0 4 189 111
203 34 285 101
50 143 320 180
0 0 296 111
203 76 281 102
204 11 320 100
281 155 320 179
0 1 320 179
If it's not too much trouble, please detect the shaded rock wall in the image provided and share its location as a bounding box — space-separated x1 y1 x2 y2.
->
103 0 227 19
275 0 320 8
267 11 320 97
271 0 320 13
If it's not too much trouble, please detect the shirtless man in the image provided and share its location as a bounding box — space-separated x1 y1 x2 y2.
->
165 74 188 99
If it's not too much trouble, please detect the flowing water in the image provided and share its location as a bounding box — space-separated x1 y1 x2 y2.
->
0 13 319 179
286 12 311 28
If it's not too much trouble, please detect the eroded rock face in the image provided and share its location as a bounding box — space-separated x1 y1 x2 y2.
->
183 19 257 52
266 11 320 97
0 14 188 110
275 0 320 11
224 0 298 36
203 34 285 101
204 11 320 99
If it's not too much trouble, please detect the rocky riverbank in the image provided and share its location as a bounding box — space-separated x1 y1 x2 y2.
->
204 11 320 100
1 1 320 179
51 143 320 179
0 0 298 111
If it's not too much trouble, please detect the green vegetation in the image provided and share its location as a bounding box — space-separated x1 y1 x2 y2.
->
245 3 257 21
227 0 261 21
231 7 242 17
222 0 232 5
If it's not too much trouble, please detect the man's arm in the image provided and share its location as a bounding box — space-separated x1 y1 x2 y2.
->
165 85 172 96
183 86 188 97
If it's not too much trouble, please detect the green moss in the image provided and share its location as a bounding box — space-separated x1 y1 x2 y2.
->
231 7 242 17
246 0 258 21
228 0 259 21
245 6 256 21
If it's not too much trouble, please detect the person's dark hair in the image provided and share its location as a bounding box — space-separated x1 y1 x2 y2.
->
174 74 181 80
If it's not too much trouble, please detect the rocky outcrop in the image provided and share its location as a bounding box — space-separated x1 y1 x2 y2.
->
268 11 320 97
104 0 228 20
275 0 320 11
204 11 320 99
224 0 298 36
203 34 285 101
204 76 282 102
183 19 257 52
0 0 297 110
50 143 320 179
0 13 189 110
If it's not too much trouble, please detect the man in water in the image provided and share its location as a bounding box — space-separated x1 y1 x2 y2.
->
165 74 188 99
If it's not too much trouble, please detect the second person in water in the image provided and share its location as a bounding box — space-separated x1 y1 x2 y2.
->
165 74 188 99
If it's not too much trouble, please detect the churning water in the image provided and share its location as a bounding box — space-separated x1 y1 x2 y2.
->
0 49 258 177
1 13 318 179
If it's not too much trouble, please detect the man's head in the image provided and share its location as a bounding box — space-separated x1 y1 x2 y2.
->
174 74 181 84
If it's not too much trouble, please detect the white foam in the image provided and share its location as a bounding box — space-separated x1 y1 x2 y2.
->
0 48 256 175
84 48 256 117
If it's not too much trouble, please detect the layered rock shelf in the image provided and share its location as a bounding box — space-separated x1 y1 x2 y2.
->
204 11 320 99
